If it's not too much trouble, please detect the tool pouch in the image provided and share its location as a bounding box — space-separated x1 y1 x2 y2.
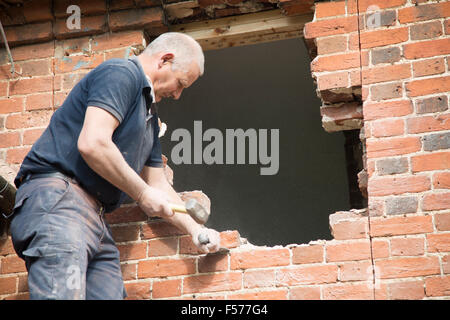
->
0 176 16 239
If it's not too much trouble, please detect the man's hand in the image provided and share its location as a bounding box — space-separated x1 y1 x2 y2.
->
192 227 221 254
137 186 174 219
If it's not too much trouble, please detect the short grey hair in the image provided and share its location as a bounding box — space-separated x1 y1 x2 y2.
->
143 32 204 75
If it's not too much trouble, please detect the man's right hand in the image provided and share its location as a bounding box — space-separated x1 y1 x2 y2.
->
137 186 174 219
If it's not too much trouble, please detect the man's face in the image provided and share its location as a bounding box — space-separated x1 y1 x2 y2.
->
153 57 200 103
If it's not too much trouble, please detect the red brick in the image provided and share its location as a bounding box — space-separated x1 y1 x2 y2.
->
369 175 430 197
110 224 140 243
292 244 324 264
317 72 349 91
6 110 53 130
140 219 185 239
243 269 277 289
138 258 196 278
366 136 421 158
413 58 445 78
9 77 53 96
117 242 146 261
359 28 408 49
53 16 108 39
347 0 406 13
407 114 450 134
55 37 91 56
326 241 371 262
311 52 360 72
398 2 450 24
406 76 450 97
370 215 433 237
340 261 373 282
370 82 402 101
388 280 425 300
304 16 359 39
0 97 23 114
320 102 363 125
276 265 338 286
427 233 450 252
148 238 178 257
91 30 145 52
390 237 424 256
315 1 346 18
404 38 450 60
443 255 450 274
18 59 52 78
433 172 450 190
6 147 31 164
183 272 242 294
219 230 241 249
179 235 203 255
25 93 53 111
4 22 52 46
323 282 374 300
0 238 15 256
289 286 321 300
410 21 443 41
0 255 26 274
412 152 450 173
109 7 164 31
53 0 107 18
371 118 404 138
425 275 450 297
316 35 347 55
362 64 411 85
228 289 288 300
2 42 54 64
279 0 315 17
55 54 103 74
124 281 150 300
424 191 450 213
198 253 228 273
376 256 440 279
0 276 16 295
435 213 450 231
230 248 290 270
372 239 390 259
0 81 7 97
121 263 137 281
330 219 368 240
363 100 412 121
0 132 20 148
152 279 182 299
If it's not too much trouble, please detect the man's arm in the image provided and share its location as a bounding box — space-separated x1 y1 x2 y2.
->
141 166 221 253
78 106 220 253
77 106 173 218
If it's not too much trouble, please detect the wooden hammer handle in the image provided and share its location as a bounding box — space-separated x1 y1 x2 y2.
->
169 203 187 214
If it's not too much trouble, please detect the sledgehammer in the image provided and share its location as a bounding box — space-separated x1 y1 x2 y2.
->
169 199 211 244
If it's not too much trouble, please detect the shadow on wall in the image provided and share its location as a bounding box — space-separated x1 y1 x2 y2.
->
157 38 350 246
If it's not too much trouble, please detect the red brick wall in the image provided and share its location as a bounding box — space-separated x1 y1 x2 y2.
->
1 0 449 300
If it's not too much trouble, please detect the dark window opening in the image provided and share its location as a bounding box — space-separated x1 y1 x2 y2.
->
158 38 361 246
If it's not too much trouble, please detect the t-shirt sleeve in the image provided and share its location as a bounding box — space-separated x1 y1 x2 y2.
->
145 116 164 168
86 65 138 123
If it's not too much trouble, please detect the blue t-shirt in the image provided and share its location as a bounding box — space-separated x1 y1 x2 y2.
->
15 56 163 212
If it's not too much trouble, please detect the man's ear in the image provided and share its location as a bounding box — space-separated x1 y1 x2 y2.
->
158 53 174 68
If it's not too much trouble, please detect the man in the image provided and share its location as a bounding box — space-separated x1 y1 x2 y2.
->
9 32 221 300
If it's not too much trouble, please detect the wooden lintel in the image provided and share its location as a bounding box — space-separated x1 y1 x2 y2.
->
171 9 313 51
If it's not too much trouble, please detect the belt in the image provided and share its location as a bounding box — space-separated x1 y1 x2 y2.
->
22 171 76 184
21 171 105 214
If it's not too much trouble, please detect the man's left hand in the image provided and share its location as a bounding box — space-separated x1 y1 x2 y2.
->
192 227 221 254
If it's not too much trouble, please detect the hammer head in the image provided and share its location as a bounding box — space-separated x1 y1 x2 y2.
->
185 198 210 224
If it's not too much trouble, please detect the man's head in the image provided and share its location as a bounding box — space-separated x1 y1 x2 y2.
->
138 32 204 102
